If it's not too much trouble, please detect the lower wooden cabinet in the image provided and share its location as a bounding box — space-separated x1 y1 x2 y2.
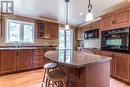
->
0 47 55 75
101 51 115 76
17 50 33 70
32 49 44 68
114 53 130 82
100 51 130 83
0 50 17 74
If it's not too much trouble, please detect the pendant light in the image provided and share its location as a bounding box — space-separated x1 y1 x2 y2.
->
85 0 94 21
65 0 70 29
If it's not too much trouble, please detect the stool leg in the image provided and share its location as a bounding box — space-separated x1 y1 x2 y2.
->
47 80 50 87
52 81 55 87
41 69 46 87
62 80 66 87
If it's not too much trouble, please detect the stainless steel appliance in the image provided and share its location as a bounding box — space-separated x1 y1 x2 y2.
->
84 29 99 39
101 27 130 53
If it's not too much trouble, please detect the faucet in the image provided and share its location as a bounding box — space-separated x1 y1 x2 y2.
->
14 41 19 48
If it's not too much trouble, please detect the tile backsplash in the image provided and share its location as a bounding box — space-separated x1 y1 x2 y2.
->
84 39 101 49
0 37 58 46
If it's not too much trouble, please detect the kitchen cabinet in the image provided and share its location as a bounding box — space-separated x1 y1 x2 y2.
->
0 19 2 36
101 7 130 30
90 21 101 29
114 53 130 82
95 51 101 55
17 50 32 70
32 49 44 68
45 22 59 39
37 20 59 39
101 51 115 76
0 50 17 74
32 47 56 68
101 14 113 30
114 8 130 28
77 27 84 40
100 51 130 83
37 20 46 38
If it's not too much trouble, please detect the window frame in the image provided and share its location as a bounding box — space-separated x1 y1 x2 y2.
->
5 19 35 44
59 28 73 49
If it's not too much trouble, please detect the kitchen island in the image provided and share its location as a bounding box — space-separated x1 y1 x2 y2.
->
44 50 111 87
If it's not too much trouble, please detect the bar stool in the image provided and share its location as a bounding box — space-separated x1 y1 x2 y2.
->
47 70 66 87
41 63 57 87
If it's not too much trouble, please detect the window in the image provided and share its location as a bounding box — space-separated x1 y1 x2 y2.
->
6 19 34 43
59 29 73 49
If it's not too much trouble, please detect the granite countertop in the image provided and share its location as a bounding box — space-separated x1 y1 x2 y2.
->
44 49 111 68
0 46 57 50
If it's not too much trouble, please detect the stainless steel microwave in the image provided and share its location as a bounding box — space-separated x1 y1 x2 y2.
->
84 29 99 39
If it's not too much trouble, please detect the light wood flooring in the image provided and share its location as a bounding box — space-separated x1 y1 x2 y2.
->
0 69 129 87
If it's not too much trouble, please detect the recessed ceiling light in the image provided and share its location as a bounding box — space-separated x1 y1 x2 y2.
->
80 13 83 16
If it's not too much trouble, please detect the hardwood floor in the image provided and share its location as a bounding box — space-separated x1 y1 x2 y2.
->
0 69 129 87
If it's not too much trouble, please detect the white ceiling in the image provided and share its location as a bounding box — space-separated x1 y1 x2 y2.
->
13 0 129 25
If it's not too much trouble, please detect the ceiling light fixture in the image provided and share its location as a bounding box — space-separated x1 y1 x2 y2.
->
65 0 70 29
80 13 83 16
85 0 94 21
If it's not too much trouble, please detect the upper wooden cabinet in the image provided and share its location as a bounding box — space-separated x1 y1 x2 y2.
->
77 27 84 40
114 8 130 28
90 21 101 29
101 6 130 30
36 20 59 39
37 21 46 38
101 14 113 30
45 22 59 39
0 19 2 37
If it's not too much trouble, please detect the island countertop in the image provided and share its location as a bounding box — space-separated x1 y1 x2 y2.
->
44 50 111 68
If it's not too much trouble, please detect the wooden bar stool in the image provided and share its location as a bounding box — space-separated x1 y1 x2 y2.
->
47 70 66 87
41 63 57 87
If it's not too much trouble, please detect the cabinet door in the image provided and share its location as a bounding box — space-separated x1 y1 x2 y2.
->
37 20 46 38
17 50 32 70
45 22 52 38
95 51 101 55
115 53 129 81
0 50 17 73
51 23 59 39
101 15 113 30
0 19 2 37
45 22 59 39
77 28 81 40
77 28 84 40
114 8 130 28
101 51 115 76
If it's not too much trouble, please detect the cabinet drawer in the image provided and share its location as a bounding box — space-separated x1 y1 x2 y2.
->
33 61 44 68
33 58 43 61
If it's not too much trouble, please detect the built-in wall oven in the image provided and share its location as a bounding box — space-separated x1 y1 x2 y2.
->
101 27 130 53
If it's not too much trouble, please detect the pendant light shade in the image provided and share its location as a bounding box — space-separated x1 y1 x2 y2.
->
65 24 70 29
65 0 70 29
85 0 94 21
85 12 94 21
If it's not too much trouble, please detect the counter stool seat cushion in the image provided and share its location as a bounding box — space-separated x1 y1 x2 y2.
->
44 63 57 69
47 70 65 80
